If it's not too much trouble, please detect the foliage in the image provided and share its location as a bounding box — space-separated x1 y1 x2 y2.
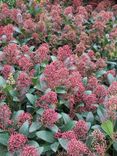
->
0 0 117 156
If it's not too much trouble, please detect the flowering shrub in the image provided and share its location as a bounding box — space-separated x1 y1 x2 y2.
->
0 0 117 155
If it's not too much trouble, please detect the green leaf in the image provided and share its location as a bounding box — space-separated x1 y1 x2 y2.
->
86 136 94 148
107 73 115 85
12 110 24 123
13 26 22 34
0 145 8 156
113 141 117 151
97 106 106 122
49 125 59 133
61 113 71 124
50 142 59 152
30 46 35 51
82 77 88 86
62 120 75 131
55 86 67 94
58 138 68 150
86 112 94 123
28 141 43 154
32 77 38 85
26 93 36 105
36 130 55 143
51 56 57 61
0 133 9 146
84 90 92 95
19 121 29 136
101 120 113 137
96 70 106 78
91 125 101 130
29 122 41 133
0 76 6 87
76 113 83 120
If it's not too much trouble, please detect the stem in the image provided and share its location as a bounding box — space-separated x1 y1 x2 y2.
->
106 141 113 152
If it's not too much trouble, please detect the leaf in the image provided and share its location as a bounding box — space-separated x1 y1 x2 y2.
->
50 142 59 152
91 125 101 130
13 26 22 34
58 139 68 150
84 90 92 95
28 141 43 154
0 76 6 87
82 77 88 86
87 122 91 130
96 70 106 78
0 133 9 146
12 110 24 123
97 106 107 122
49 125 59 133
107 73 115 85
29 122 42 133
86 112 94 123
36 130 55 143
101 120 113 137
26 93 36 105
62 120 75 131
30 46 35 51
61 113 71 124
76 113 84 120
86 136 94 148
113 141 117 151
32 77 38 85
55 86 67 94
51 56 57 61
19 121 29 136
0 145 8 156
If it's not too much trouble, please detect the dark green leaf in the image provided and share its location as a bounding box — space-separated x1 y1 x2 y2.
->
83 77 88 86
36 130 55 143
62 120 75 131
26 93 36 105
113 141 117 151
86 112 94 123
61 113 71 124
0 133 9 146
19 121 29 136
107 73 115 85
0 76 6 87
51 56 57 61
96 70 106 78
58 139 68 150
55 86 67 94
50 142 59 152
29 122 42 133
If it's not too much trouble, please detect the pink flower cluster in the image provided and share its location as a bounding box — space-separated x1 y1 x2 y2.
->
20 145 40 156
17 112 32 127
91 129 107 156
36 91 58 109
67 139 89 156
73 120 88 139
0 104 12 129
8 133 27 152
41 108 58 127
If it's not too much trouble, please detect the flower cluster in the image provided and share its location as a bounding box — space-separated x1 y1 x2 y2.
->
90 129 107 156
8 133 27 152
67 139 89 156
0 0 117 155
41 108 58 127
17 112 32 127
0 104 12 129
20 145 40 156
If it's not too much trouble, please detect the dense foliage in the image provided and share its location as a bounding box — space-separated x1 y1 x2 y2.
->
0 0 117 155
